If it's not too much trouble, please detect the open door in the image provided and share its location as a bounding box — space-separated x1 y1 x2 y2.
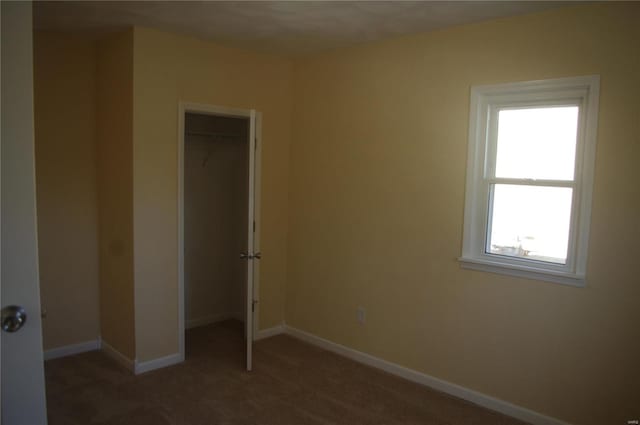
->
179 104 260 373
1 2 49 423
244 110 258 371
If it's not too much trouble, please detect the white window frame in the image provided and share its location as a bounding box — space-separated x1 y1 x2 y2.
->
459 75 600 287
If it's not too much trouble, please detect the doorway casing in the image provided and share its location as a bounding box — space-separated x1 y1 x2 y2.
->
177 102 262 368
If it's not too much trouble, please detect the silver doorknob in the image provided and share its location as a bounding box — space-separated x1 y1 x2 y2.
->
240 252 261 260
1 305 27 333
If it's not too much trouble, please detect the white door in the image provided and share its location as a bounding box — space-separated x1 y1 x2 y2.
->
244 110 258 371
1 2 49 424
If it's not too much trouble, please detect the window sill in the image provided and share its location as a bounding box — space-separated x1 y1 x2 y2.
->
458 257 585 287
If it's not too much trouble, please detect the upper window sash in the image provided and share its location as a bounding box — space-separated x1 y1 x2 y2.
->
484 101 583 182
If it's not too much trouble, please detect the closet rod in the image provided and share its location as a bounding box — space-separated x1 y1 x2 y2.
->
186 130 240 139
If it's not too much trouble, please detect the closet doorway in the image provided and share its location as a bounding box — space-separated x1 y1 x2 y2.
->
178 103 261 371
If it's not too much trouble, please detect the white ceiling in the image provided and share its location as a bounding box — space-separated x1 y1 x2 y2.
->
34 1 574 56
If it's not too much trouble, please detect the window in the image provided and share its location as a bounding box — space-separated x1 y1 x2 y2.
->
460 76 600 286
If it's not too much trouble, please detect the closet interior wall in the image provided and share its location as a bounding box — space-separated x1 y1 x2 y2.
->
184 113 248 329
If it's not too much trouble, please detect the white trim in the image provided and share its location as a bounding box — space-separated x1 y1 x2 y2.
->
101 340 135 372
459 257 585 287
467 75 599 96
186 312 241 330
135 353 182 375
284 326 571 425
252 111 263 339
254 323 285 340
460 75 600 286
43 339 101 361
246 109 257 371
177 102 261 368
180 102 253 119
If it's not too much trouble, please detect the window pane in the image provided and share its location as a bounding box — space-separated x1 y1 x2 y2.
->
495 106 579 180
487 184 572 264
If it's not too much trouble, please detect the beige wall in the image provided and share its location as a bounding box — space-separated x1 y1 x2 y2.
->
96 30 136 359
132 27 292 361
184 114 247 326
287 4 640 425
33 33 101 350
30 5 639 422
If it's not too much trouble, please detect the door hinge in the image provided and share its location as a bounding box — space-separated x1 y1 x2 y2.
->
253 220 255 232
252 300 258 312
255 137 257 150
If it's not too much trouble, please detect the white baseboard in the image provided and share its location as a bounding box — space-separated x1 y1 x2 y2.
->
135 352 183 375
186 312 243 329
41 324 564 424
254 323 285 340
44 339 101 361
284 326 570 425
101 340 135 372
